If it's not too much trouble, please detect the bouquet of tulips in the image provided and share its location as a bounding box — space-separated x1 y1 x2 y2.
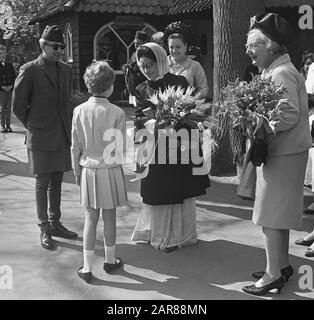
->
143 85 218 131
217 75 288 166
217 75 287 138
130 86 219 181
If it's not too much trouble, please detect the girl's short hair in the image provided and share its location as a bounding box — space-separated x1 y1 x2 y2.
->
247 29 287 54
83 60 115 95
136 46 157 62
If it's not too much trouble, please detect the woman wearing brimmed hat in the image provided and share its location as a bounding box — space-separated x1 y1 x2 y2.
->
242 13 312 296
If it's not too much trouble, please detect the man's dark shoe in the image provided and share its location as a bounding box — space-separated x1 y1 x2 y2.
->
38 222 54 250
50 222 78 239
1 126 7 133
6 126 12 133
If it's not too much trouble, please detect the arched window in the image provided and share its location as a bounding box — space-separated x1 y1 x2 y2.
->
94 21 156 74
64 23 73 63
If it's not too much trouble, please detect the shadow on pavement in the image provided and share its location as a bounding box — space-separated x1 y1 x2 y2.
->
0 159 32 178
55 238 314 300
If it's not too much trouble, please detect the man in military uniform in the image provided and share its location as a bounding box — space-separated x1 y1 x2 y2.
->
0 43 16 133
12 25 77 250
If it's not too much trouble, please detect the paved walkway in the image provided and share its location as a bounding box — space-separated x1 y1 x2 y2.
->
0 115 314 300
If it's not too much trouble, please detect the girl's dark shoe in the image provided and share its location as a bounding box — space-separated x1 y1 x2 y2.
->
252 265 294 282
77 267 92 283
295 238 314 246
242 276 285 296
103 257 122 273
305 248 314 257
6 126 12 133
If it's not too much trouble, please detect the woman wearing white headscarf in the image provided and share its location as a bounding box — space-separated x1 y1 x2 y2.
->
131 43 210 252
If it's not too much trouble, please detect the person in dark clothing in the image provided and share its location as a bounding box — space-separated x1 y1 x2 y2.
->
123 31 149 106
300 49 314 81
12 25 78 250
0 43 16 133
131 42 210 252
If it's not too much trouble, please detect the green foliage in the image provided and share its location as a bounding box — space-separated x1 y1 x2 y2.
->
1 0 50 67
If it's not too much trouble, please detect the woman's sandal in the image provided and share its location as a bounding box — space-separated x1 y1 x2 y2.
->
295 238 314 246
305 248 314 257
164 246 178 253
103 257 122 273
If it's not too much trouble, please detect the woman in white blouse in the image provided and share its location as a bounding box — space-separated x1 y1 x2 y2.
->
166 26 209 101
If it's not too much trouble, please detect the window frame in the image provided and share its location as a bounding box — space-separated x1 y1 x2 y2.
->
94 21 157 75
64 23 73 64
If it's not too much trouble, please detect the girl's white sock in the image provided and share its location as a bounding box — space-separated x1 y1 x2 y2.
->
82 249 94 272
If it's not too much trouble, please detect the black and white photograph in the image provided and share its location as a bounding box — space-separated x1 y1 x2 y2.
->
1 0 314 308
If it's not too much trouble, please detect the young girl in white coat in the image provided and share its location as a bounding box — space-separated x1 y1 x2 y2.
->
71 61 127 282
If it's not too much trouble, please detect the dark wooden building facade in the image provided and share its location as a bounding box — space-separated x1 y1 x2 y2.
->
29 0 212 102
29 0 314 102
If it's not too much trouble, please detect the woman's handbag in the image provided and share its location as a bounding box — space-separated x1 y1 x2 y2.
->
247 137 268 166
247 125 268 167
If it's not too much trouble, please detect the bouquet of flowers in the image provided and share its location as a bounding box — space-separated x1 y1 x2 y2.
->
130 86 219 181
217 75 288 166
217 75 287 138
143 85 218 131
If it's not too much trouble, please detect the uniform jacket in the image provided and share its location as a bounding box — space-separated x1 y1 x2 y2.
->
262 54 312 157
0 61 16 90
12 55 72 151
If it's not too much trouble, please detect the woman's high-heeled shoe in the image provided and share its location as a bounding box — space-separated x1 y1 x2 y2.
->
252 265 294 282
242 276 285 296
